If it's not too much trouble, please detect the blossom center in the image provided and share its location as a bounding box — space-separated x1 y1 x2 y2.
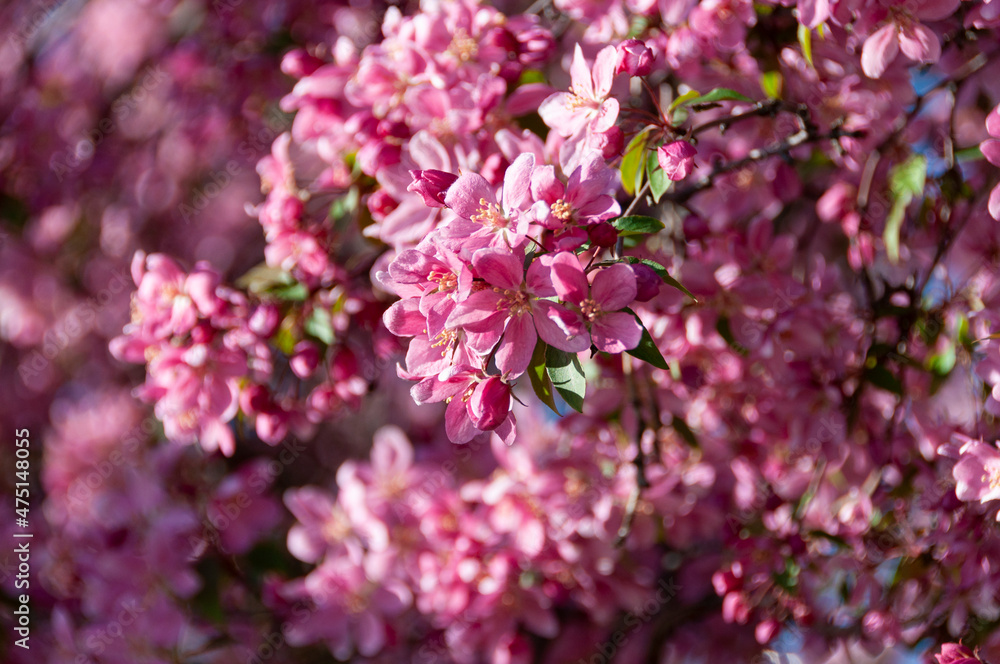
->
431 329 459 358
448 29 478 62
429 270 457 292
471 198 509 229
178 409 198 430
496 288 531 315
551 199 572 220
343 590 369 614
564 92 592 110
580 297 601 321
985 465 1000 490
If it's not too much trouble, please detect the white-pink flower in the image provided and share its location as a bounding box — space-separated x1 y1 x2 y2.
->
539 44 620 138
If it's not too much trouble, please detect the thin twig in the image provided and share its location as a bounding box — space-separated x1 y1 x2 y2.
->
665 127 865 204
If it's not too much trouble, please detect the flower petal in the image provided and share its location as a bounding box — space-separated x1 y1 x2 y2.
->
591 263 637 311
446 290 506 331
495 314 537 377
525 256 557 297
445 173 497 220
898 23 940 63
987 105 1000 138
592 45 619 98
547 252 589 304
502 153 535 214
473 248 524 290
570 44 594 99
591 97 620 133
592 311 643 353
446 395 480 444
534 300 590 352
990 184 1000 221
861 24 899 79
981 138 1000 167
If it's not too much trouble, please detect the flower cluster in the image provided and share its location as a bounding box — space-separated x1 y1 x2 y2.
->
8 0 1000 662
381 150 649 443
272 423 660 663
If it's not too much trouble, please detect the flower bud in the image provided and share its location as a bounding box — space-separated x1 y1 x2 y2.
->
483 26 518 53
281 49 323 78
588 222 618 249
239 384 272 415
367 189 398 220
516 26 555 66
632 263 661 301
468 377 511 431
290 341 321 378
408 170 459 208
657 140 697 181
249 303 280 337
616 39 654 77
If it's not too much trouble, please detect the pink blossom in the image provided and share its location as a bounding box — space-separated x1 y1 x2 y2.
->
408 169 460 208
543 253 642 353
409 365 516 444
860 0 959 78
445 247 579 375
528 152 620 235
538 44 620 138
981 104 1000 220
953 438 1000 508
442 153 536 249
935 643 982 664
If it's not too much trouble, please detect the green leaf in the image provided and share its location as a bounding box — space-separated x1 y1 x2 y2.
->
715 316 747 355
627 14 649 39
927 342 956 376
866 364 902 395
889 154 927 199
527 339 559 414
884 198 907 265
271 282 309 301
667 89 701 113
884 154 927 264
623 309 669 370
545 346 587 413
645 152 671 203
236 263 308 301
330 187 359 221
305 307 334 345
685 87 753 107
517 69 546 85
671 415 699 448
273 315 297 355
621 130 651 196
798 23 814 67
236 263 295 293
612 215 665 236
760 71 782 99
